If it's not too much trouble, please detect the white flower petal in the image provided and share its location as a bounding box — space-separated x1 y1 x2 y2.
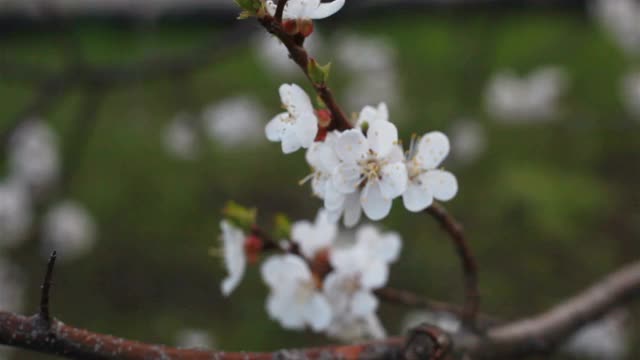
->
375 233 402 264
351 291 379 317
280 84 314 116
367 119 398 158
335 129 369 163
280 127 303 154
323 182 345 210
402 182 433 212
333 163 362 194
291 209 337 258
417 131 450 169
422 170 458 202
267 293 305 330
361 182 392 221
343 192 362 228
304 294 332 331
265 113 289 142
294 112 318 149
219 220 246 296
308 0 345 19
261 255 310 288
360 261 388 289
379 162 408 199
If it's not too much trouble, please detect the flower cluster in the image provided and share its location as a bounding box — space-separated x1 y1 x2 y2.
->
265 85 458 226
217 210 400 341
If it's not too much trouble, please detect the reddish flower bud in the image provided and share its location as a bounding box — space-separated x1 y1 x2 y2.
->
282 20 299 35
298 19 314 37
244 234 264 264
316 109 332 127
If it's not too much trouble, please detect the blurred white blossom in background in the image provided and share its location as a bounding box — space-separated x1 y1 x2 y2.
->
563 309 629 360
0 257 25 313
41 200 97 262
175 328 216 349
592 0 640 55
0 181 32 248
401 310 461 334
203 96 265 148
335 34 401 111
485 66 568 123
622 71 640 118
8 119 60 196
163 113 199 160
255 31 324 77
449 119 487 165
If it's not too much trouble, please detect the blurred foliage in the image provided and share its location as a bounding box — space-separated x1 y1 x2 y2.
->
1 8 640 359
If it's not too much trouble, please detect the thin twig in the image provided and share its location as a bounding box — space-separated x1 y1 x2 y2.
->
39 251 58 326
426 203 480 329
258 15 352 131
274 0 288 22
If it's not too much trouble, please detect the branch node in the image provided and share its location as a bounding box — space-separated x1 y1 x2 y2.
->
403 324 451 360
39 250 57 327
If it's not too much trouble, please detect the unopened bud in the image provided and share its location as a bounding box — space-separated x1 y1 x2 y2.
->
298 19 314 37
282 20 299 35
316 109 332 127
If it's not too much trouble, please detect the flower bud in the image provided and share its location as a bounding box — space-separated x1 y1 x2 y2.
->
298 19 314 37
282 20 299 35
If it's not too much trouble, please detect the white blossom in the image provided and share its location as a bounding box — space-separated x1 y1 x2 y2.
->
622 71 640 118
329 225 401 289
41 200 97 262
219 220 246 296
592 0 640 55
323 225 400 340
175 329 216 349
265 84 318 154
563 309 629 360
203 96 265 147
485 67 568 122
449 119 487 165
0 181 31 248
356 103 389 127
163 113 199 160
304 132 361 227
291 209 337 259
332 120 407 223
8 118 60 194
261 254 332 331
403 132 458 212
265 0 345 20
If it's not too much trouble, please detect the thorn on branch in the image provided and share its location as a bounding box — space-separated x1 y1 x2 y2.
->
39 250 57 327
403 324 452 360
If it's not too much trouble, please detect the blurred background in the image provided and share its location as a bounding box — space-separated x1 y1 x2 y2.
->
1 0 639 359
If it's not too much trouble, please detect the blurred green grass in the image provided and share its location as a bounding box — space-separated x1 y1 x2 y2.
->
1 10 639 359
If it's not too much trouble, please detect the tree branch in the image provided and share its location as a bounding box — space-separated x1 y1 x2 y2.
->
426 203 479 330
3 259 640 359
464 260 640 358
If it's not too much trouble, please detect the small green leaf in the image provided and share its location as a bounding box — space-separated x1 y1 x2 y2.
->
273 213 292 240
307 59 331 85
223 201 257 230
